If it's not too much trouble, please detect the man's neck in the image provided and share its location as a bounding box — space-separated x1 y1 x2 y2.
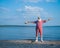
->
38 19 41 21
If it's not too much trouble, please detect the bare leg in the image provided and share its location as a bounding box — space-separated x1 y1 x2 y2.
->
35 29 39 42
39 28 43 42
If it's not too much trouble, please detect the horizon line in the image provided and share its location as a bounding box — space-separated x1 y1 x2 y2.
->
0 25 60 27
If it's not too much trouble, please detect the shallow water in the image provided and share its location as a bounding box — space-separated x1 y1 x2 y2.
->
0 26 60 40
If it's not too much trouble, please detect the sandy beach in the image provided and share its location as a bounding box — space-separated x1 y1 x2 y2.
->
0 40 60 48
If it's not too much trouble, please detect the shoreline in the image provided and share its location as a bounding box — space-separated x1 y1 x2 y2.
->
0 40 60 44
0 40 60 48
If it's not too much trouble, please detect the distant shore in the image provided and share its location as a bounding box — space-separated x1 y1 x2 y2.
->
0 40 60 48
0 25 60 27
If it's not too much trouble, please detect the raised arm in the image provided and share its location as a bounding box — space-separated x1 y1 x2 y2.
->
25 21 35 24
47 18 52 21
43 18 52 23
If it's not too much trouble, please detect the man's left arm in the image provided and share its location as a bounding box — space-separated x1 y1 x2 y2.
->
43 18 52 23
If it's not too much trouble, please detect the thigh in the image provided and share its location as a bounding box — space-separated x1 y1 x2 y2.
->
36 28 39 32
39 28 42 33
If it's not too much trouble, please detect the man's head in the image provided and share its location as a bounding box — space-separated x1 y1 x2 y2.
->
38 17 40 19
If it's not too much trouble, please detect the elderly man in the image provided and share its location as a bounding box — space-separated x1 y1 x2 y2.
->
25 17 51 42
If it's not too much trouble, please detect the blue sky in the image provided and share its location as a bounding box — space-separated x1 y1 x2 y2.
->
0 0 60 26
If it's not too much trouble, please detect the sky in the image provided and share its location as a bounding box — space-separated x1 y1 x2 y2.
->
0 0 60 26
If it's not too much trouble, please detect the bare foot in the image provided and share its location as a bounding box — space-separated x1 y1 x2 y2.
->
41 40 44 42
35 40 38 42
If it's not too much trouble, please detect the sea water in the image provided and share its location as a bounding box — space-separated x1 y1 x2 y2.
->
0 26 60 41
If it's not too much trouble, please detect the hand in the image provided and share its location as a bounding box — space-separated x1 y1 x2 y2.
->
25 21 29 24
48 18 52 21
25 21 28 24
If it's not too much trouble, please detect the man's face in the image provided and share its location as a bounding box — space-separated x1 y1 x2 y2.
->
38 17 40 19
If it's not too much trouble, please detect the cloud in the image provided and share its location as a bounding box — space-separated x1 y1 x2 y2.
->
0 7 10 12
46 0 57 2
16 8 22 12
16 6 51 19
0 15 21 25
16 0 57 3
24 6 41 17
23 0 57 3
0 7 10 14
0 7 10 18
16 0 23 3
24 0 42 3
25 6 43 11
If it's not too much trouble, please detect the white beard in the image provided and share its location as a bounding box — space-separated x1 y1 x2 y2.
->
38 19 41 21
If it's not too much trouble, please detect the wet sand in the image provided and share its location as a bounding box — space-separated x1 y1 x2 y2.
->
0 40 60 48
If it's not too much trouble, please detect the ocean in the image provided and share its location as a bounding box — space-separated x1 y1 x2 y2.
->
0 25 60 41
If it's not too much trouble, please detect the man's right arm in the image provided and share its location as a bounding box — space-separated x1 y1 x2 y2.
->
25 21 36 24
